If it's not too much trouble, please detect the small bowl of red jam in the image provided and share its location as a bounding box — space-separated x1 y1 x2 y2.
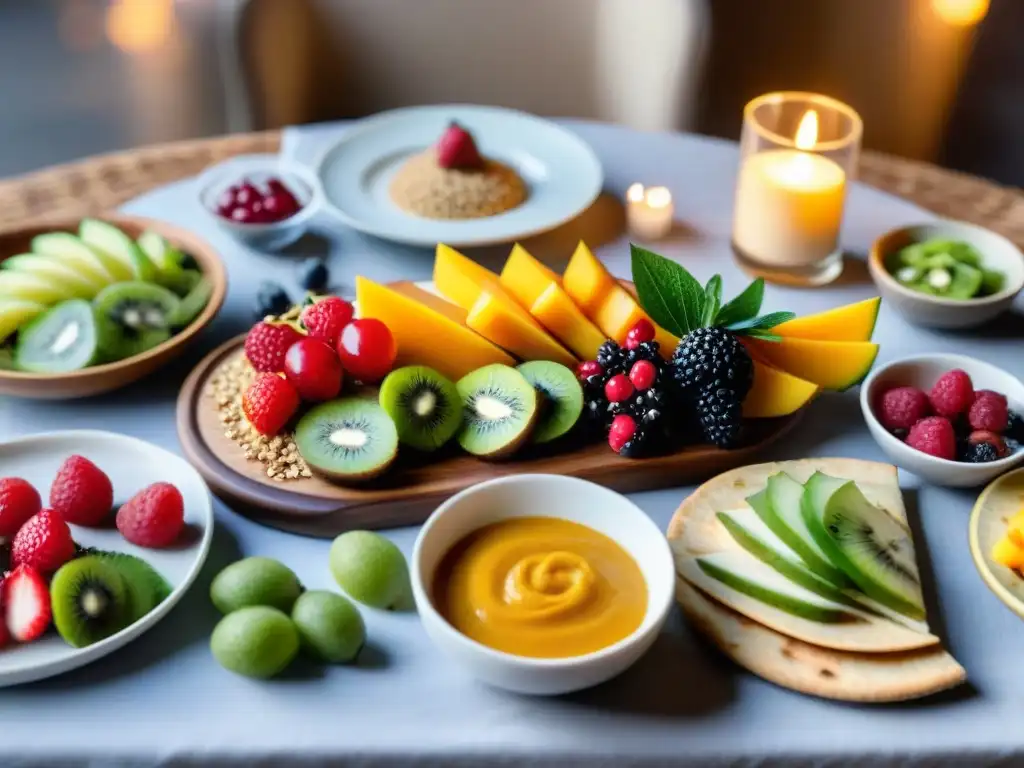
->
198 155 321 251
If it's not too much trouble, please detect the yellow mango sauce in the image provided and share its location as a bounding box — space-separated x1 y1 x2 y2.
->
433 517 647 658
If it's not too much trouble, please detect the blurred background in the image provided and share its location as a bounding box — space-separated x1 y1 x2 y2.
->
0 0 1019 185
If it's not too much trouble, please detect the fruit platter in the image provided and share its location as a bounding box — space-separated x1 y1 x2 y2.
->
0 430 212 687
0 215 225 399
178 241 881 535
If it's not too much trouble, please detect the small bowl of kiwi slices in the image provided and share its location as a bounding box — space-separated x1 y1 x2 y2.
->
0 214 226 398
869 220 1024 329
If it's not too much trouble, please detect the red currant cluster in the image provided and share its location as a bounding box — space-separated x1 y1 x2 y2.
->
215 177 302 225
241 297 398 436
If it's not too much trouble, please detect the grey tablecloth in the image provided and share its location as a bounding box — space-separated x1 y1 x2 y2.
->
0 121 1021 767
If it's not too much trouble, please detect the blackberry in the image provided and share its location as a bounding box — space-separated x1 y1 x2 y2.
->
619 424 657 458
255 281 292 319
297 257 330 293
584 341 667 433
671 328 753 397
1007 410 1024 443
964 441 999 463
694 384 744 449
597 339 662 377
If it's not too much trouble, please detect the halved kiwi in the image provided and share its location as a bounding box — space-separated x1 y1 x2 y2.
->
93 281 179 361
50 556 131 648
516 361 584 444
379 366 461 452
294 398 399 483
14 299 100 373
95 551 171 622
456 364 539 459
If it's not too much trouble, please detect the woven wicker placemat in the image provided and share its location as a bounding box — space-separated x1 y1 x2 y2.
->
0 130 1021 245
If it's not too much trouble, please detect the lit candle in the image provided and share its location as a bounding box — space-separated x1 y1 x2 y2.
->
626 183 674 240
732 110 847 270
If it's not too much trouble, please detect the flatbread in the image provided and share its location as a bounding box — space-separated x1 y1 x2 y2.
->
669 458 966 702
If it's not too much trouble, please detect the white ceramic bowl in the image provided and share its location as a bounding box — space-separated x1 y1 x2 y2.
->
411 474 674 695
861 354 1024 487
197 153 322 251
868 220 1024 329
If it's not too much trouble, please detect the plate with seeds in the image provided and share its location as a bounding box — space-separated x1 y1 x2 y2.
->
0 430 213 687
314 105 603 247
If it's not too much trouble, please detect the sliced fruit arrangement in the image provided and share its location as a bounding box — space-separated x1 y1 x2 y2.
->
209 530 407 679
0 455 185 654
0 219 213 373
872 367 1024 463
668 458 966 701
886 238 1004 300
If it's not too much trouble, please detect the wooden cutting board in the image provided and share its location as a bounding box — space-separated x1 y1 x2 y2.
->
177 338 805 538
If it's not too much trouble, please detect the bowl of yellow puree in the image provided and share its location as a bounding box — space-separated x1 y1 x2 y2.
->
411 474 675 695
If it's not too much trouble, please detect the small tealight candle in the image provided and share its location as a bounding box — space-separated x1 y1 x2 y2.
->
626 183 674 240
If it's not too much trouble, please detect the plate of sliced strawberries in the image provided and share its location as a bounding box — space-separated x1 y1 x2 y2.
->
0 430 213 687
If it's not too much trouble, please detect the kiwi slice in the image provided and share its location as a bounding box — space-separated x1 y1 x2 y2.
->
378 366 461 452
93 281 180 361
295 398 399 483
946 262 983 299
95 551 171 622
981 269 1005 296
802 472 925 619
14 299 100 373
50 556 131 648
456 364 539 458
516 361 583 443
170 275 212 328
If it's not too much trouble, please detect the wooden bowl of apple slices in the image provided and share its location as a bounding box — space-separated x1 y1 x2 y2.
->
0 214 226 399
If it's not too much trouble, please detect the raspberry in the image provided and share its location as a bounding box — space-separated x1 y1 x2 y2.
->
625 319 656 350
608 414 637 453
629 360 658 391
49 455 114 527
11 509 76 573
969 429 1007 457
242 373 301 436
0 478 41 538
301 296 353 347
929 369 974 418
969 391 1009 432
906 416 956 460
576 360 602 380
244 321 304 373
877 387 930 431
605 374 635 403
116 482 185 549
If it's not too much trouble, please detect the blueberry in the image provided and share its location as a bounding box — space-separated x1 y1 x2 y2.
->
255 281 291 319
297 258 329 293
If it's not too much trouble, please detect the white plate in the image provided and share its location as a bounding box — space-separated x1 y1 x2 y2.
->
969 467 1024 621
315 104 604 247
0 431 213 687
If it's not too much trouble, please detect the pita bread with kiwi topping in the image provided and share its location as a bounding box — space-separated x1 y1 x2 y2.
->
668 457 966 702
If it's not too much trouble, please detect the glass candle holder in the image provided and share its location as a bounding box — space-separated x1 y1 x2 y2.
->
732 92 862 287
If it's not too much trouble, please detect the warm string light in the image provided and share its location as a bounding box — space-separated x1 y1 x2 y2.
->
105 0 176 53
626 183 672 209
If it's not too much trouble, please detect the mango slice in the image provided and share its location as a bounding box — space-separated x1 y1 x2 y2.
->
992 536 1024 570
434 244 575 366
562 241 617 315
499 245 607 360
744 337 879 392
743 361 820 418
355 277 514 381
773 297 881 342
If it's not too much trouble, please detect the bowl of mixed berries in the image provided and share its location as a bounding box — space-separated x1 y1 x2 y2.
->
862 354 1024 487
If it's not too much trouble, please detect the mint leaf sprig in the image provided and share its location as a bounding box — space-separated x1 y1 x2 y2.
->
630 244 794 341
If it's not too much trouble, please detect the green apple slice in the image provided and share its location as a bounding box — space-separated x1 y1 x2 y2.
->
0 271 77 305
3 253 102 298
80 219 156 282
759 472 852 588
802 472 926 620
32 233 118 285
718 500 858 607
0 299 47 342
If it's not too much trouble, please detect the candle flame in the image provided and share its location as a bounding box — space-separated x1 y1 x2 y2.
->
645 187 672 209
795 110 819 151
627 183 645 203
932 0 989 26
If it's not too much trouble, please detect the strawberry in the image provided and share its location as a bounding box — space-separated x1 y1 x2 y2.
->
116 482 185 549
435 122 484 169
11 509 76 573
301 296 354 347
244 321 304 373
242 373 301 436
49 455 114 527
3 565 51 643
0 477 41 538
